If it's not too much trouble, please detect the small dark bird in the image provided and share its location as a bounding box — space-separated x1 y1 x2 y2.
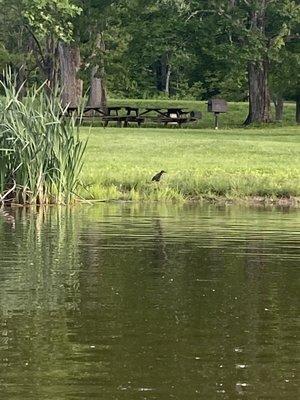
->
151 170 166 182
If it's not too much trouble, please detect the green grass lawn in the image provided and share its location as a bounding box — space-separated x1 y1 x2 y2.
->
79 125 300 203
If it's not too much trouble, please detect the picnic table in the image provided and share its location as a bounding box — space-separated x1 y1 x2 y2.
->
102 106 127 127
140 107 191 126
123 106 145 127
139 107 166 117
140 107 188 116
65 106 105 117
166 107 189 116
63 105 201 127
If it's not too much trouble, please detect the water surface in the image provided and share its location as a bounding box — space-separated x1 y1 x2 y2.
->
0 204 299 399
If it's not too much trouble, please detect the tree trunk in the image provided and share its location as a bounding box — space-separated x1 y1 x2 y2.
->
44 36 59 89
26 30 58 90
88 34 107 109
15 27 28 98
165 64 171 96
155 62 162 91
161 52 171 96
244 1 271 125
88 66 107 108
296 96 300 124
244 61 271 125
156 52 171 95
58 42 83 107
273 96 284 121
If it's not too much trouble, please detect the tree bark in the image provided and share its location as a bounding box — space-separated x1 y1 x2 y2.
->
58 42 83 107
165 64 171 96
244 60 271 125
15 27 28 98
44 36 59 89
88 34 107 109
296 96 300 124
161 52 171 96
273 96 284 121
244 1 271 125
156 52 171 96
25 29 58 90
155 61 162 91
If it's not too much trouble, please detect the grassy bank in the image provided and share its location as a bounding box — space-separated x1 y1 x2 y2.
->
79 125 300 203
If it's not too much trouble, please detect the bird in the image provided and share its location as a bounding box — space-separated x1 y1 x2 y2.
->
151 170 166 182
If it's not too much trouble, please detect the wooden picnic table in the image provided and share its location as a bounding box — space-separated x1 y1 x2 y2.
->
83 106 105 115
140 107 167 117
140 107 188 116
122 106 145 127
65 105 108 115
102 106 126 127
166 107 189 116
64 105 201 127
106 106 122 115
63 106 106 120
139 107 190 125
124 106 139 116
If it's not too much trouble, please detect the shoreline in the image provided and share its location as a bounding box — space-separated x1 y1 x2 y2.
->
78 195 300 208
1 195 299 210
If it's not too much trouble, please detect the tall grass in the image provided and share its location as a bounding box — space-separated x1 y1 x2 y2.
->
0 73 87 205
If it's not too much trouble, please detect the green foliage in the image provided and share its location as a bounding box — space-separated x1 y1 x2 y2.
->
20 0 81 40
0 0 81 41
0 0 83 89
269 39 300 101
0 72 87 204
180 0 300 101
0 0 299 116
101 0 197 97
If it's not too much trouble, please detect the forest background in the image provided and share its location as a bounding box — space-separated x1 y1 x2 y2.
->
0 0 299 125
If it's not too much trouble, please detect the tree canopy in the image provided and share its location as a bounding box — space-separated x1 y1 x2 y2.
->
0 0 299 123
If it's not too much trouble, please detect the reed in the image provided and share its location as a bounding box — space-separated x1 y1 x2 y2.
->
0 72 87 205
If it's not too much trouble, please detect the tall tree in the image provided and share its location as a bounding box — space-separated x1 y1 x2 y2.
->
244 1 270 124
270 39 300 123
23 0 83 107
224 0 299 124
58 42 83 107
185 0 300 124
73 0 115 108
0 0 81 92
116 0 192 97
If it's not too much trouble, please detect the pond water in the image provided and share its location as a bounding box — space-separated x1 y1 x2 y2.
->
0 204 299 399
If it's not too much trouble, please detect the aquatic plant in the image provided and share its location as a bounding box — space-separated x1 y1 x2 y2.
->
0 72 87 205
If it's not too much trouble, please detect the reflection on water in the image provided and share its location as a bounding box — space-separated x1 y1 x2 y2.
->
0 204 299 399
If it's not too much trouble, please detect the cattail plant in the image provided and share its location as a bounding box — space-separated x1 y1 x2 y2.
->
0 71 87 205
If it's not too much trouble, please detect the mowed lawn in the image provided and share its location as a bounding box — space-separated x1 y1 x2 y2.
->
80 126 300 201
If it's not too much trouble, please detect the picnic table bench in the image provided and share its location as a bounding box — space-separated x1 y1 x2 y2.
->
123 107 145 127
101 106 125 127
161 107 189 126
140 107 198 126
63 105 202 127
65 106 105 117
